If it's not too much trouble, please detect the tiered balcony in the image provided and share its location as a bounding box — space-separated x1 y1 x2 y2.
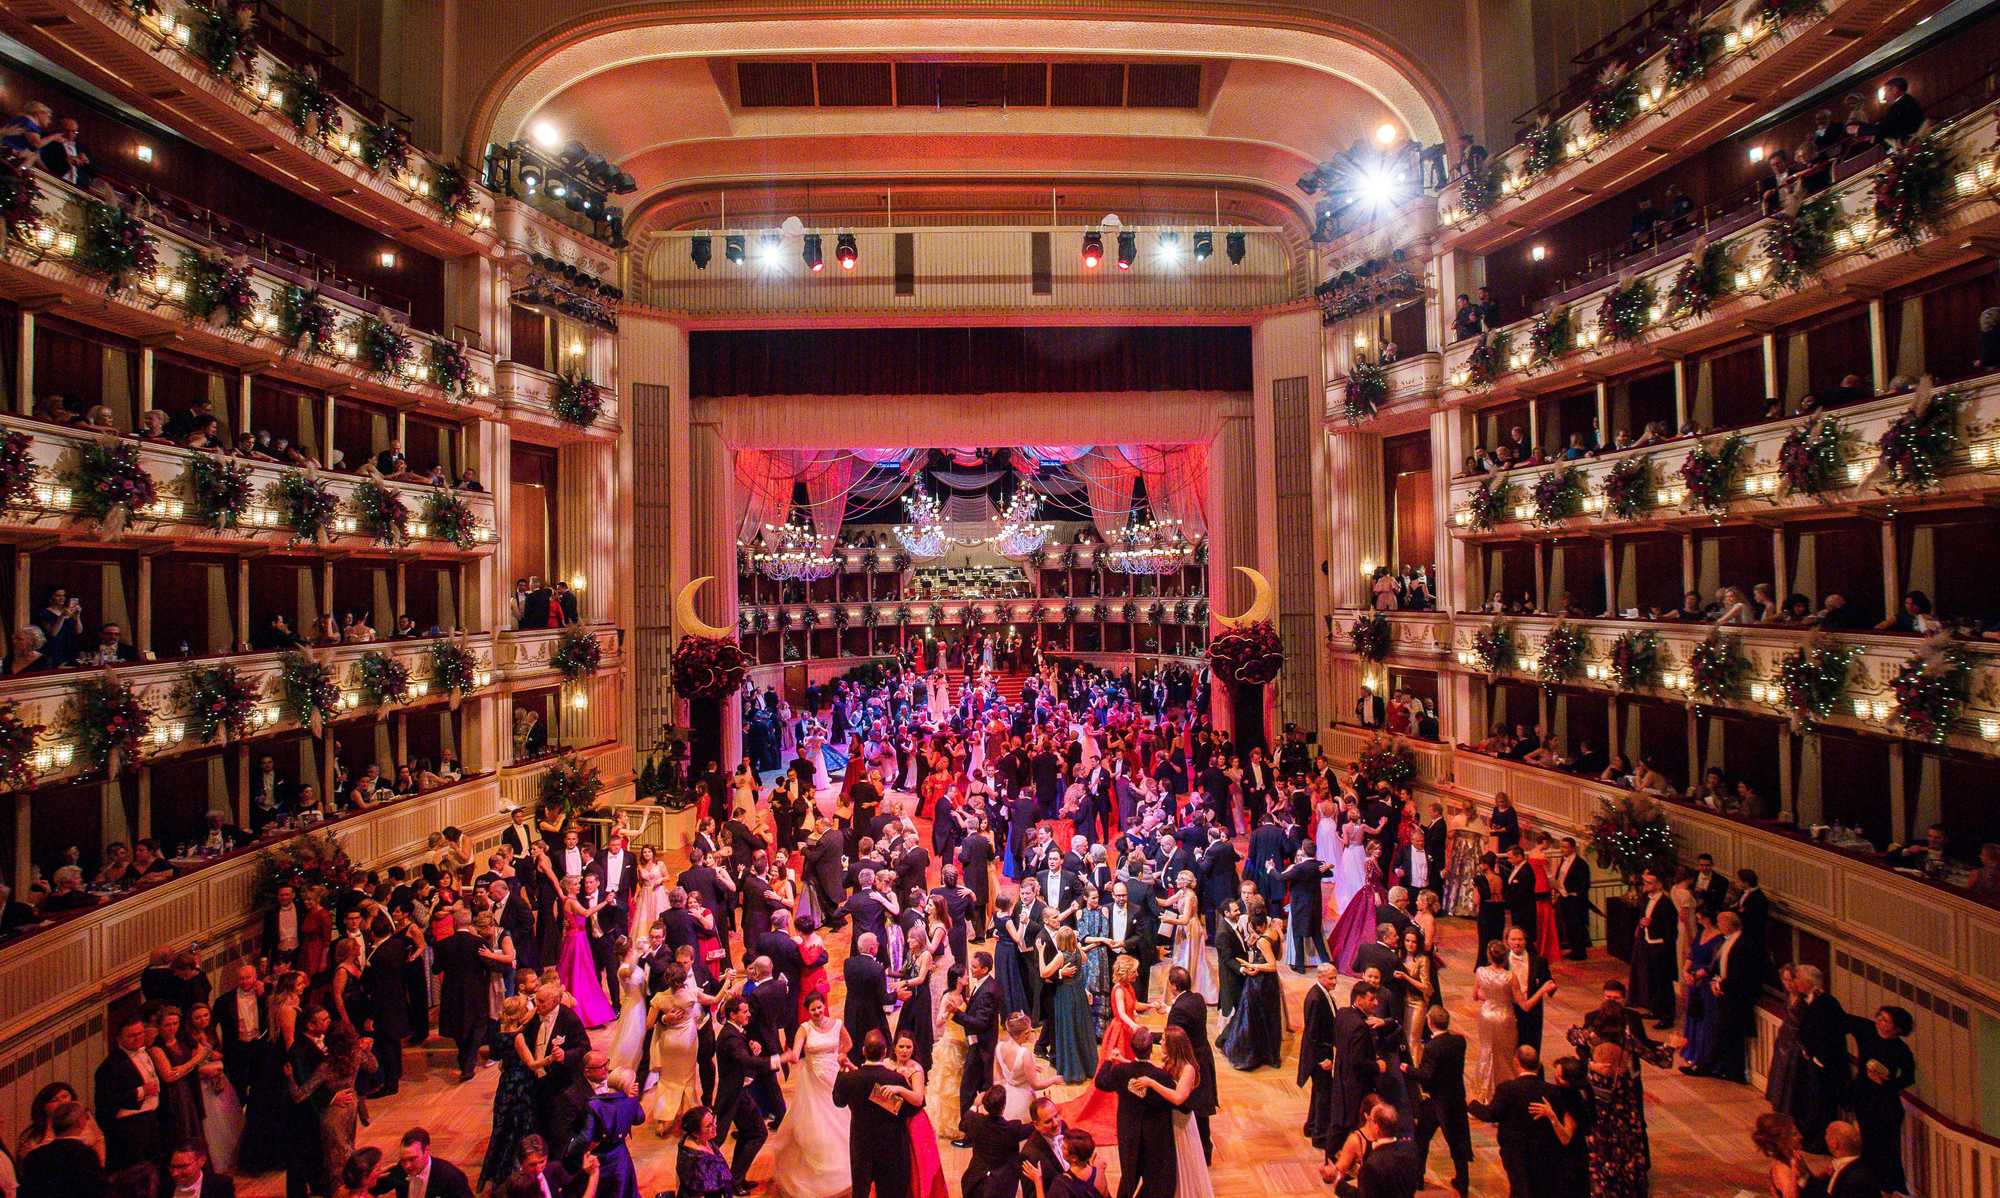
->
0 413 497 553
1433 0 1950 254
0 632 497 789
1328 352 1442 430
740 596 1210 629
494 360 620 438
496 624 626 685
0 0 498 257
1444 371 2000 533
1437 97 2000 406
4 174 499 421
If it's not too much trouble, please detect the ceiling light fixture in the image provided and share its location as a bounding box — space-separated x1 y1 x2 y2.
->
835 233 858 270
724 234 746 265
1116 230 1136 270
690 235 712 269
1375 122 1400 145
756 234 784 267
1081 231 1103 269
1225 231 1246 265
1156 231 1182 261
803 233 824 273
1193 230 1213 261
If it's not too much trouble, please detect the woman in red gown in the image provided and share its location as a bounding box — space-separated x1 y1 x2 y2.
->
1058 956 1147 1144
1528 832 1563 960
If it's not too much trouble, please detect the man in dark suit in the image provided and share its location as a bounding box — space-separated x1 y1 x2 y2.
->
842 934 901 1061
1412 1007 1471 1197
952 951 1003 1143
753 910 805 1004
1688 853 1728 918
832 1030 921 1198
744 956 794 1117
95 1011 163 1172
590 833 638 940
1212 900 1249 1019
1296 964 1339 1153
364 910 421 1095
1468 1045 1560 1198
802 824 847 923
1163 966 1218 1161
1629 867 1679 1027
262 884 305 966
1244 813 1288 911
1823 1121 1885 1197
525 986 591 1151
1503 926 1555 1052
168 1140 236 1198
212 964 268 1101
955 824 995 930
1110 872 1162 1001
715 998 778 1181
1795 965 1851 1152
676 846 734 929
1092 1028 1179 1198
1732 868 1769 989
836 873 897 964
930 866 976 966
433 917 493 1082
1351 923 1405 1015
1353 1105 1425 1198
1319 982 1382 1156
1019 1099 1067 1198
1500 846 1537 936
1281 846 1333 969
1551 838 1591 959
488 878 539 972
370 1128 473 1198
1698 911 1756 1083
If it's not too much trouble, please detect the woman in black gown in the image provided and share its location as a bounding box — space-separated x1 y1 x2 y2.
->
1849 1004 1916 1194
1218 911 1285 1070
1474 854 1507 952
479 997 543 1190
1761 964 1804 1115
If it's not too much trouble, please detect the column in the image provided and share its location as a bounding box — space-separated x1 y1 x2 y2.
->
238 371 255 436
1324 429 1387 609
1680 532 1696 598
1771 529 1788 611
135 770 152 840
135 556 153 659
1795 733 1823 826
322 394 337 468
1602 540 1616 618
236 560 251 652
1761 332 1779 400
1594 382 1609 447
235 747 251 829
11 551 29 632
138 345 156 415
1671 359 1687 429
1887 743 1907 844
12 794 28 896
1777 729 1796 821
13 311 33 415
1867 298 1890 395
1527 398 1541 456
1880 521 1900 620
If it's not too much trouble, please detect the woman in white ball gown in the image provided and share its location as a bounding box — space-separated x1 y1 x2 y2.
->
763 991 853 1198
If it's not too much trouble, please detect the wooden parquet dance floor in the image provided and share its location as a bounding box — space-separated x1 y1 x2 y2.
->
236 834 1770 1198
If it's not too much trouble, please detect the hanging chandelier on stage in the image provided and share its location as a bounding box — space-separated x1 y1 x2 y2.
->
985 486 1055 559
748 516 840 582
1106 516 1197 575
893 487 948 560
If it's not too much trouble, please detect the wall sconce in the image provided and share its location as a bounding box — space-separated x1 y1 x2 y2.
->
1981 718 1999 741
1360 560 1376 577
1353 334 1369 350
567 339 585 358
136 144 155 164
570 691 589 710
1529 244 1548 262
341 691 361 710
411 680 430 697
377 250 398 269
570 574 587 592
1750 682 1769 703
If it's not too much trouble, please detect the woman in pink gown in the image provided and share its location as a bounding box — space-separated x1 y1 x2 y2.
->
1330 859 1390 975
894 1028 948 1198
556 875 618 1027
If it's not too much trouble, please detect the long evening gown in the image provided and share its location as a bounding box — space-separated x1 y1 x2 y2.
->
1442 817 1484 918
1330 879 1389 974
1060 981 1139 1146
195 1054 243 1173
481 1034 542 1188
765 1019 852 1198
1167 889 1217 1003
901 1060 948 1198
930 1017 968 1141
645 981 702 1130
558 910 617 1027
608 965 650 1074
997 1038 1040 1120
583 1090 646 1198
1174 1097 1218 1198
1218 932 1284 1071
630 862 667 941
1529 855 1562 961
1046 948 1097 1084
1470 965 1519 1103
994 912 1032 1016
1677 934 1723 1069
1762 995 1804 1114
1332 823 1371 914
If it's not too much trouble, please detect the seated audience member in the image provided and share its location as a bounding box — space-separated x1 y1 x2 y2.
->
1774 593 1814 625
1711 587 1755 626
80 405 119 433
456 468 485 491
1969 844 2000 898
1523 735 1568 770
1977 308 2000 373
94 843 133 889
1626 196 1660 252
0 880 37 935
79 622 139 666
392 614 421 640
1873 76 1924 144
1631 758 1672 795
0 99 58 155
1691 769 1731 811
345 612 377 642
312 613 342 646
1664 184 1695 233
182 414 226 451
1568 739 1607 778
40 866 99 913
1750 583 1778 622
1560 432 1589 460
1451 294 1482 341
1733 782 1771 821
255 613 305 651
1600 753 1634 787
1891 824 1956 874
1659 591 1707 622
135 409 170 441
1828 374 1873 407
131 840 175 880
1809 592 1868 631
5 625 52 674
1758 150 1796 215
1875 590 1941 635
233 432 275 461
34 394 82 426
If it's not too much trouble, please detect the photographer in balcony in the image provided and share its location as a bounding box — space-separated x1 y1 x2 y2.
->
34 587 84 667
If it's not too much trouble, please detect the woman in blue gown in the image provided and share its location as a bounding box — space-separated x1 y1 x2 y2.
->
992 892 1032 1016
479 997 542 1190
1039 926 1097 1084
1676 910 1723 1071
581 1068 646 1198
1219 912 1286 1070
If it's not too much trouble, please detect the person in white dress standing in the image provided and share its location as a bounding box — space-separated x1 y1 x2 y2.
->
1332 820 1371 915
801 719 833 791
996 1012 1058 1119
1469 939 1523 1102
607 963 650 1076
1162 871 1217 1003
644 961 705 1135
764 993 853 1198
1126 1026 1217 1198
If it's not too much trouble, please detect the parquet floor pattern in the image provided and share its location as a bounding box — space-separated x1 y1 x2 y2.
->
236 844 1770 1198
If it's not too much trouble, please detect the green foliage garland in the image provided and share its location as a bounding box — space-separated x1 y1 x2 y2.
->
1662 24 1722 92
1527 306 1575 368
1345 360 1388 424
1688 630 1750 704
276 285 337 354
1537 622 1587 690
1774 635 1854 729
552 625 603 679
1349 612 1392 662
189 3 254 80
1666 239 1730 322
1466 477 1517 531
1775 416 1848 497
0 154 44 236
1890 637 1969 744
421 488 479 549
251 831 354 910
1872 133 1957 249
355 317 416 379
1521 120 1566 182
1875 389 1962 493
539 753 603 823
349 479 410 545
353 651 411 708
63 675 152 774
268 470 338 543
1353 734 1417 793
1586 73 1641 137
1677 434 1748 514
1762 193 1841 293
429 338 474 397
0 701 42 792
1608 630 1662 690
174 662 260 743
1601 455 1653 519
433 163 477 222
77 200 159 291
178 251 257 326
1588 793 1676 886
552 371 605 426
0 431 36 510
63 440 158 524
1531 467 1585 526
1472 619 1516 675
429 639 476 699
274 67 342 142
357 121 413 175
1596 277 1655 346
1466 331 1512 389
1458 164 1500 218
186 452 254 529
277 650 341 730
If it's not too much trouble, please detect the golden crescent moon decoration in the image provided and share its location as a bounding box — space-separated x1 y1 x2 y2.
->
674 576 733 640
1212 566 1274 629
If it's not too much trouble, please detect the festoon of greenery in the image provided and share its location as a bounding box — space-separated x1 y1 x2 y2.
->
552 371 606 426
1761 193 1841 294
539 753 604 824
274 66 342 143
179 250 257 326
1531 467 1586 526
1536 622 1587 691
0 701 43 792
349 479 410 546
277 650 341 734
1872 132 1958 249
1775 416 1848 498
1466 477 1517 531
1349 613 1392 662
1773 634 1854 730
1344 360 1389 424
0 154 44 238
186 452 254 530
1466 331 1512 388
433 163 477 222
1687 629 1751 705
1608 630 1663 690
188 2 255 81
63 439 159 527
1586 72 1641 137
356 317 416 379
76 200 159 292
1526 306 1575 369
1662 23 1722 92
1666 239 1730 323
354 651 412 709
429 338 474 398
428 639 478 703
173 662 260 743
268 470 338 543
1677 434 1749 516
1520 120 1566 183
1587 792 1676 887
62 674 152 775
421 488 480 550
1353 734 1418 793
1458 164 1501 218
0 431 36 510
1889 636 1969 744
1601 454 1653 519
277 285 337 355
1596 277 1656 346
357 120 413 175
1875 386 1962 494
552 625 604 680
1472 619 1516 676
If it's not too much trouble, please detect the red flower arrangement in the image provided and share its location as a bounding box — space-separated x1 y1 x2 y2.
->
1890 636 1968 745
0 430 35 509
173 663 261 743
63 675 153 775
64 440 159 526
1207 621 1284 688
0 700 44 792
253 831 355 909
671 633 748 699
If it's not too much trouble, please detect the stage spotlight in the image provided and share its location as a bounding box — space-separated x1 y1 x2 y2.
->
549 181 568 198
519 162 543 192
835 233 858 270
1116 230 1136 269
803 233 824 273
1156 231 1182 262
691 236 711 269
1081 231 1103 268
612 171 637 194
1357 167 1400 209
1225 231 1246 265
724 234 746 265
1297 169 1323 194
756 234 784 267
1193 230 1213 261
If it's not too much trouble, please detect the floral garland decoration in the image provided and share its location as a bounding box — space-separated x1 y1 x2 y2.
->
357 120 413 175
1666 239 1729 323
1344 359 1388 424
553 626 603 680
356 317 416 379
428 338 474 398
1677 433 1748 515
189 3 255 80
1601 455 1653 519
1762 193 1840 293
1472 619 1516 675
1608 629 1662 690
1586 72 1641 137
63 439 159 526
0 431 35 510
751 607 772 633
862 605 882 628
274 67 342 143
251 831 353 910
671 634 747 699
1775 416 1848 497
0 154 44 237
1872 132 1957 249
276 285 337 354
1687 629 1750 705
1662 23 1721 92
173 662 260 743
1527 305 1574 369
432 163 477 222
927 602 947 625
1890 635 1969 745
178 250 257 326
1353 734 1417 793
1145 601 1167 625
539 753 604 822
1774 634 1853 730
1596 277 1656 346
798 606 821 629
1208 621 1284 688
428 639 477 699
421 488 479 549
349 479 410 546
1531 466 1586 525
186 452 254 529
0 701 42 791
76 200 159 292
1875 387 1961 493
1087 603 1106 625
1466 331 1512 388
1588 793 1676 887
353 651 412 709
1521 120 1566 183
268 471 338 543
552 371 605 426
1458 164 1501 218
830 607 851 632
277 650 341 733
1537 622 1587 691
1349 612 1392 662
1466 477 1517 531
63 675 152 775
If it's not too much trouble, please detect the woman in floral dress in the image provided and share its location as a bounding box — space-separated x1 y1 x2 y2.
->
1585 1041 1650 1198
1074 883 1112 1039
1441 797 1486 917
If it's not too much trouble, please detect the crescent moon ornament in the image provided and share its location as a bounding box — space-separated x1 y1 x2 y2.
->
674 577 733 640
1213 566 1275 629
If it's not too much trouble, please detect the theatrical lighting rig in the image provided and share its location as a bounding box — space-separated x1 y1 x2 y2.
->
803 234 824 272
484 137 630 245
836 233 858 270
1081 231 1104 269
1225 232 1246 265
691 235 712 269
1194 230 1214 261
1116 230 1137 270
725 234 746 265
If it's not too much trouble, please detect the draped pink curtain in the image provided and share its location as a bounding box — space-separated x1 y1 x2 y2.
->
801 455 857 539
1121 443 1209 538
734 449 799 543
1072 452 1138 540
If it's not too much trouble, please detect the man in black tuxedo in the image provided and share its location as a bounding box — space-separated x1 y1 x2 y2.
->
1296 963 1339 1152
953 950 1003 1141
433 916 494 1081
212 964 268 1101
591 833 638 947
1320 982 1382 1156
1212 899 1249 1019
489 878 540 972
364 909 420 1095
715 998 778 1182
1035 848 1080 918
1421 803 1449 898
1551 838 1591 959
744 957 794 1119
802 824 847 925
284 1006 334 1198
753 910 805 1005
263 884 305 967
1244 813 1288 911
842 933 902 1061
1351 923 1405 1015
1162 966 1218 1161
524 985 591 1151
836 872 898 965
95 1011 163 1172
168 1140 236 1198
1019 1099 1068 1198
1629 867 1679 1027
1467 1045 1560 1198
1412 1006 1471 1197
930 866 976 967
1731 868 1769 989
1503 926 1555 1052
955 824 994 930
1280 846 1333 969
371 1128 473 1198
676 846 735 931
959 1085 1033 1198
1698 911 1755 1083
1353 1105 1424 1198
832 1030 921 1198
1688 852 1728 917
1794 965 1851 1152
1113 870 1163 1001
1822 1121 1885 1198
1092 1027 1179 1198
737 855 786 948
1500 846 1537 937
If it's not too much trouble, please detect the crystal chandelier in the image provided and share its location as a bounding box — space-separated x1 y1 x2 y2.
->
748 517 839 582
986 486 1055 559
1106 517 1197 575
893 487 948 560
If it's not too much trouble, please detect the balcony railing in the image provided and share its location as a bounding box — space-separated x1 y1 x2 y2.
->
1444 370 2000 531
493 361 620 435
1438 97 2000 400
1328 353 1443 427
0 633 497 789
739 597 1210 632
496 624 625 680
